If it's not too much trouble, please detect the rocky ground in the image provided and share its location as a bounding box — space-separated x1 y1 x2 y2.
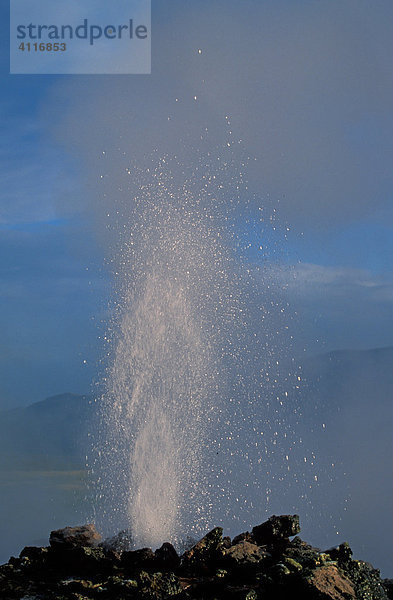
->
0 515 392 600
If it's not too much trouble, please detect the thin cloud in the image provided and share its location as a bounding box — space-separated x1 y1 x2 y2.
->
0 111 75 225
280 262 393 352
47 0 393 231
289 263 393 298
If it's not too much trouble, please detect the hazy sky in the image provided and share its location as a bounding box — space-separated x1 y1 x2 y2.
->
1 0 393 408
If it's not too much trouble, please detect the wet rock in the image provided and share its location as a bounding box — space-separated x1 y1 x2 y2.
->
59 578 98 594
222 536 232 549
282 556 303 573
383 578 393 600
101 546 122 568
252 514 300 545
75 546 110 572
221 540 270 572
49 524 101 548
138 570 183 599
216 568 228 578
106 574 139 594
284 536 322 569
19 546 49 573
270 562 291 579
0 566 31 599
122 547 157 572
181 575 226 598
225 585 258 599
155 543 180 570
325 542 353 565
102 528 133 552
49 545 111 577
177 575 199 594
303 565 356 599
19 546 49 561
181 527 223 573
8 555 22 568
232 531 255 546
0 515 391 600
341 559 389 600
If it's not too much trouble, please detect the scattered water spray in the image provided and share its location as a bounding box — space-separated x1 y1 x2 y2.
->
91 148 325 548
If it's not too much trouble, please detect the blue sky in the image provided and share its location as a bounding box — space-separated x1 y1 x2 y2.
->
1 0 393 407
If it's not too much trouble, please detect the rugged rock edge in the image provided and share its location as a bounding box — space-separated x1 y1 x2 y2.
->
0 515 391 600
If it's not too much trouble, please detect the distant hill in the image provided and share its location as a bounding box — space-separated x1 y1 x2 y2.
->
0 348 391 574
0 393 94 470
0 347 392 471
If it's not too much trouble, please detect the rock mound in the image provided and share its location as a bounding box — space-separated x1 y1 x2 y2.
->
0 515 391 600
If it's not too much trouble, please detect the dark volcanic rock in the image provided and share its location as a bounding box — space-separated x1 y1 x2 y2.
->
155 542 180 570
225 585 258 599
20 545 49 561
232 531 255 546
50 544 111 576
49 523 101 548
138 570 183 599
181 526 223 573
19 545 49 572
325 542 353 565
252 514 300 545
122 547 157 572
102 528 133 552
221 540 270 572
0 515 390 600
106 574 138 594
304 564 356 599
383 578 393 599
341 559 389 600
284 536 322 569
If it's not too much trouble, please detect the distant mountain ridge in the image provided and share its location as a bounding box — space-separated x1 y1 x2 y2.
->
0 393 94 470
0 347 392 574
1 346 392 470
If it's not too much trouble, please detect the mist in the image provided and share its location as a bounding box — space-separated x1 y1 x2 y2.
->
44 0 393 231
0 0 392 582
39 0 392 575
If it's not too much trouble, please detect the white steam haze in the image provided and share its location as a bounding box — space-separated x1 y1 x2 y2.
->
84 146 317 548
48 0 393 230
30 0 393 572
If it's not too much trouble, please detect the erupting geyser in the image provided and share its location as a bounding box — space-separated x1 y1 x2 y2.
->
92 152 321 550
105 264 218 549
94 160 235 548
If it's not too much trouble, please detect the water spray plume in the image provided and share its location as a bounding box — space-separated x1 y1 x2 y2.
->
91 149 321 549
